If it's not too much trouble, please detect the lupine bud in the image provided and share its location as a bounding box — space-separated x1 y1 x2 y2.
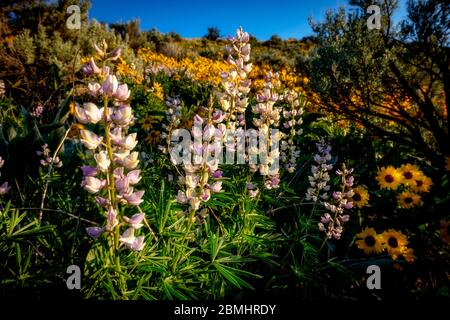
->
102 75 119 97
107 47 121 60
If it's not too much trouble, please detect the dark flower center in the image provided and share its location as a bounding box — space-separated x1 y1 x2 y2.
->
416 180 423 187
364 235 376 247
388 237 398 248
384 175 394 183
404 197 413 204
353 193 362 201
403 171 413 179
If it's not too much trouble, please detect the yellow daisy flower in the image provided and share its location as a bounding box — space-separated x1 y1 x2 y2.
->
356 227 384 255
140 115 155 131
381 229 409 260
376 166 402 190
445 156 450 171
352 186 370 208
399 163 421 186
145 131 161 145
410 173 433 193
397 191 422 209
401 247 416 264
152 82 164 100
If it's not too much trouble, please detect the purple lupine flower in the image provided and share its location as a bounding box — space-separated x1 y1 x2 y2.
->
130 236 145 251
81 166 98 177
119 227 135 246
0 181 10 195
114 84 131 101
86 227 104 238
106 207 118 231
212 170 223 179
123 213 145 229
127 170 141 185
81 176 106 194
123 190 144 206
209 181 222 193
95 196 108 207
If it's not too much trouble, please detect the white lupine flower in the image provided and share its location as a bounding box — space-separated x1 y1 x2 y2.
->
94 151 110 172
82 176 105 194
77 47 145 251
123 151 139 169
80 130 103 150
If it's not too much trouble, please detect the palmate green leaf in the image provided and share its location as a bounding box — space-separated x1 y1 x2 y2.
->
215 256 256 264
206 192 236 210
162 279 190 300
212 262 261 290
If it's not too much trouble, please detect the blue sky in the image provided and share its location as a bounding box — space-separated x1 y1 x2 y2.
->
89 0 408 40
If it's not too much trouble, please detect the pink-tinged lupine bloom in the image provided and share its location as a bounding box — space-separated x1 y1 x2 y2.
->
123 213 145 229
75 102 102 124
82 58 101 75
113 150 131 165
200 189 211 202
127 170 141 185
80 130 103 150
107 47 121 60
102 75 119 97
115 176 130 195
119 227 135 245
86 226 104 238
95 196 108 207
123 190 144 206
122 133 138 150
0 181 10 195
94 151 110 172
114 84 131 101
106 207 118 231
185 174 198 189
81 176 106 194
111 105 133 126
209 181 222 193
212 110 225 123
30 104 44 118
109 127 123 145
123 151 139 169
130 236 145 251
176 190 187 204
88 83 102 96
81 166 98 177
249 189 259 198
